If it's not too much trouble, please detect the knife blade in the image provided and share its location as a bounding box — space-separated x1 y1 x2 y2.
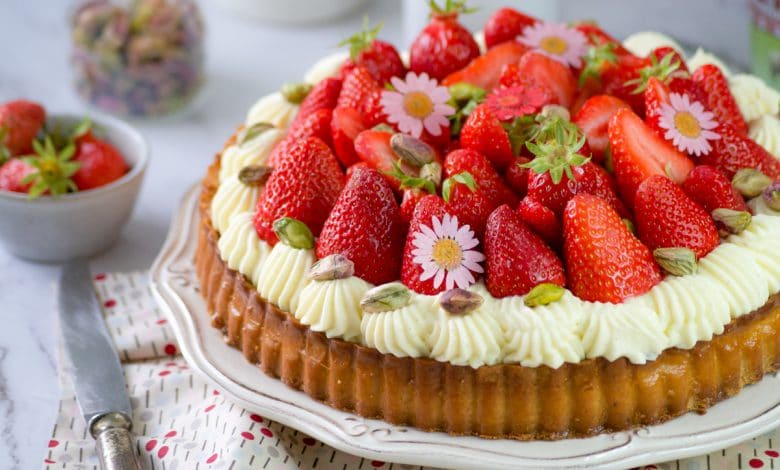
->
59 260 143 470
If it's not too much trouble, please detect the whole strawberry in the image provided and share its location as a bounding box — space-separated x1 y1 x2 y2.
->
699 124 780 180
287 108 333 147
316 167 406 284
459 104 514 169
517 195 562 247
692 64 748 135
293 77 342 125
682 165 748 213
401 194 485 294
254 137 345 244
443 149 517 206
634 175 720 259
563 194 661 303
0 100 46 158
0 158 35 193
72 133 129 191
483 7 538 49
484 204 564 298
442 171 496 237
409 0 480 81
339 19 406 85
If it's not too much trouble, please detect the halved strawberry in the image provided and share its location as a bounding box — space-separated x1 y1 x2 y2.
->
608 108 694 208
572 94 630 162
484 204 565 298
442 41 529 92
353 129 399 189
515 51 576 108
563 193 661 303
483 7 538 49
330 106 365 167
692 64 748 135
634 175 720 258
459 104 514 169
643 76 671 138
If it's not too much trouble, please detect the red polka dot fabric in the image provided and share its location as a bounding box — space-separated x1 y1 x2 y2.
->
44 272 780 469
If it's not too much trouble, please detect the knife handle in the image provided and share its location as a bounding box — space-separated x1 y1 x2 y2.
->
91 412 144 470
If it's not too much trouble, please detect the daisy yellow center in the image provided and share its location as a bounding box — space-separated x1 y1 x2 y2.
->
540 35 568 55
431 238 462 270
403 91 434 119
674 111 702 138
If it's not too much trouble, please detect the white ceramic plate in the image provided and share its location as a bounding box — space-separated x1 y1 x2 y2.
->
151 185 780 470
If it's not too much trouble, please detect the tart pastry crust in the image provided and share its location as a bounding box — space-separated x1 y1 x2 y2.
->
196 150 780 440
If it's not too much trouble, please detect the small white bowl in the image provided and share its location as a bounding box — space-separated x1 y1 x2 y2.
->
0 113 148 263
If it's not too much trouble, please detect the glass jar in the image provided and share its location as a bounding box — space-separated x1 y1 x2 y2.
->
70 0 205 118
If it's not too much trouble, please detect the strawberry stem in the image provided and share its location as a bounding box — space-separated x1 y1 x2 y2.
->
428 0 476 18
624 53 688 94
338 17 383 60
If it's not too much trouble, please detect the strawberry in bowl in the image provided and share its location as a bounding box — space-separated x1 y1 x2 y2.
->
0 99 147 262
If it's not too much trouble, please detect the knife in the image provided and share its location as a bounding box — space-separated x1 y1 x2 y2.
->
59 260 143 470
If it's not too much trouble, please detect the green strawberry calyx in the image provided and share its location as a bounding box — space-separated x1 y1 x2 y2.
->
447 82 486 136
388 160 440 195
625 52 688 95
520 117 590 185
429 0 477 18
21 136 81 199
339 17 383 60
0 127 10 166
578 40 617 88
442 171 476 202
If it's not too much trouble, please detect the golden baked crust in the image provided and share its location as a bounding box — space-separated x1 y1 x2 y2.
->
196 151 780 440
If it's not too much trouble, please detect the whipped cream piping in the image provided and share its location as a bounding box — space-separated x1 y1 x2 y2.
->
579 300 667 363
219 128 284 183
296 276 372 342
256 243 314 313
304 52 348 84
729 74 780 123
749 115 780 160
686 48 733 77
211 175 262 235
698 242 770 318
217 212 270 286
246 92 299 130
361 294 437 358
622 31 684 58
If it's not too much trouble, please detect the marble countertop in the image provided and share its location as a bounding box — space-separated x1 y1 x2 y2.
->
0 2 406 468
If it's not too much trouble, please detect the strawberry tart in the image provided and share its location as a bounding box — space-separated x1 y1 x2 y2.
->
196 3 780 439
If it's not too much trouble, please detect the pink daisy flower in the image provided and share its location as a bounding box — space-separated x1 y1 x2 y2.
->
380 72 455 138
411 214 485 290
659 93 721 156
518 21 588 68
485 84 551 121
